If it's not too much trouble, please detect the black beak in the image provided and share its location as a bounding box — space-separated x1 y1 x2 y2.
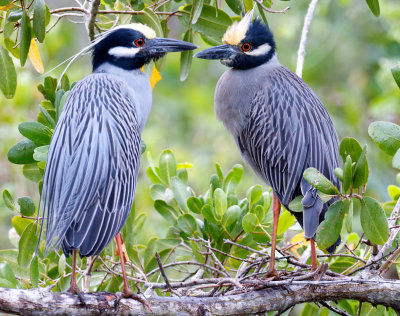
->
147 38 198 53
194 45 236 60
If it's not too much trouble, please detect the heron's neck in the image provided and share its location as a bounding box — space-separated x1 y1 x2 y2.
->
94 63 152 130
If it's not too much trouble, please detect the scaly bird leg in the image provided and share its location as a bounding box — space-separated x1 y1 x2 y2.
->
264 192 280 279
66 250 86 306
114 233 153 312
310 238 318 271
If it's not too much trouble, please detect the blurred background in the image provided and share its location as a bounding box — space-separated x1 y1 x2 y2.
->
0 0 399 248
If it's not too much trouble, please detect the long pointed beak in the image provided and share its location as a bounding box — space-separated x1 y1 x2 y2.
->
194 45 236 60
147 38 198 53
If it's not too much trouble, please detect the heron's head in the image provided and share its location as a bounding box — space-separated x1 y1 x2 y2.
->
92 24 197 71
194 13 275 70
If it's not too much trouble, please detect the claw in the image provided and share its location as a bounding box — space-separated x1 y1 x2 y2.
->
66 282 87 307
115 287 153 313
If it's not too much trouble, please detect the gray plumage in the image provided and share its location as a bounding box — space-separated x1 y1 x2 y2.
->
40 72 147 257
215 54 340 239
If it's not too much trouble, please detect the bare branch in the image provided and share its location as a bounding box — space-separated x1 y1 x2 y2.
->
87 0 101 41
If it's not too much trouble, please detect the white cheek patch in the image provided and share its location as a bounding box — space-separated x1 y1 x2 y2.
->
244 43 271 56
108 46 140 57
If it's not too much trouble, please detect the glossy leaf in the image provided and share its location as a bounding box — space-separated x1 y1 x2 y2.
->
171 176 190 212
179 4 232 39
0 0 12 6
191 0 204 24
11 216 34 236
0 45 17 99
352 146 369 189
0 262 17 288
339 137 363 162
222 205 241 227
242 213 258 233
303 167 340 195
33 0 46 42
246 185 263 208
20 10 32 66
3 189 17 211
39 106 56 128
360 197 389 245
253 205 264 222
315 200 345 249
18 222 38 268
18 122 52 146
345 199 353 234
343 155 353 193
150 183 168 201
277 210 295 235
201 204 218 225
136 8 163 37
7 139 36 165
391 65 400 89
18 196 35 216
28 39 44 74
288 195 303 213
30 256 39 288
159 149 177 185
187 196 203 214
334 168 343 181
23 163 43 182
154 200 178 224
177 213 197 235
214 188 227 218
226 0 242 14
7 10 22 22
368 121 400 156
33 145 49 162
180 29 193 82
393 148 400 169
365 0 380 17
224 164 243 195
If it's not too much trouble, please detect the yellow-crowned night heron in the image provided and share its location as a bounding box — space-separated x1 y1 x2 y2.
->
39 24 196 303
195 13 340 274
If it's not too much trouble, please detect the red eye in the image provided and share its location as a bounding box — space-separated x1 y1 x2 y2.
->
135 38 145 47
241 43 252 52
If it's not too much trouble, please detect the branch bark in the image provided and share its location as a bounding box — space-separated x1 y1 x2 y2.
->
1 278 400 315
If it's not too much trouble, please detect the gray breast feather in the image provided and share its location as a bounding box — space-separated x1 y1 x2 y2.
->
228 66 340 238
39 74 142 257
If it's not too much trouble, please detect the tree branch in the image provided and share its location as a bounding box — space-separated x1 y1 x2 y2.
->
1 278 400 315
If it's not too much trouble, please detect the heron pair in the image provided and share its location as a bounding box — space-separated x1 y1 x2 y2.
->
38 11 340 304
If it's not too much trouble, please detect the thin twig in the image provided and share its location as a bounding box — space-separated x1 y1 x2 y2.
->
87 0 101 41
155 252 172 292
253 0 290 14
320 301 351 316
296 0 319 78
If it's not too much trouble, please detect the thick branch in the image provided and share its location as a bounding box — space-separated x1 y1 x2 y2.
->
1 278 400 315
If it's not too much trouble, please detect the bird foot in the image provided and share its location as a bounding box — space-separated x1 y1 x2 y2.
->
263 269 280 280
115 287 153 313
66 283 87 307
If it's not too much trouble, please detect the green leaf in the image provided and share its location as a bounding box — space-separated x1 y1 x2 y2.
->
334 168 343 181
352 146 369 189
365 0 380 17
246 185 263 208
253 205 264 222
159 149 177 186
58 254 66 276
178 4 232 39
18 222 38 268
345 199 353 234
0 262 17 288
0 46 17 99
39 106 56 128
11 216 34 235
263 191 272 214
191 0 204 24
303 167 340 195
393 148 400 169
187 196 203 214
242 213 258 233
3 189 18 212
391 65 400 89
222 205 241 227
171 176 190 212
177 213 197 235
388 185 400 201
18 122 52 146
0 0 13 6
30 256 39 288
277 210 295 235
180 29 193 82
33 145 49 162
201 204 218 225
288 195 303 213
177 168 188 185
20 10 32 66
360 197 389 245
7 139 36 165
154 200 178 224
18 196 35 216
23 163 43 182
343 155 353 193
315 200 345 249
38 76 57 103
339 137 363 162
226 0 242 14
33 0 45 42
137 8 163 37
214 188 227 218
224 164 243 195
132 212 147 234
150 183 168 201
7 10 22 22
368 121 400 156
